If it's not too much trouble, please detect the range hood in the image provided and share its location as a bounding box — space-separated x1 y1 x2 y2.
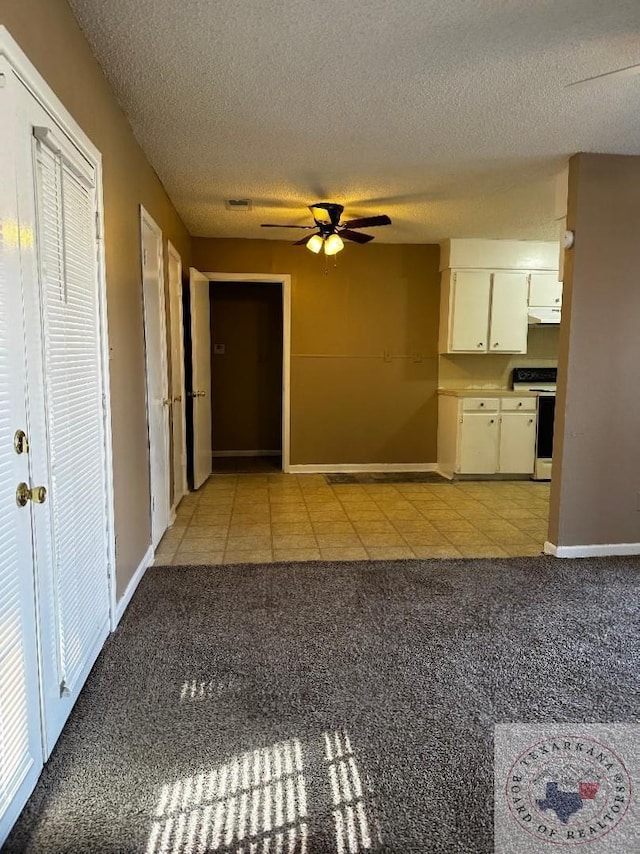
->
528 306 561 325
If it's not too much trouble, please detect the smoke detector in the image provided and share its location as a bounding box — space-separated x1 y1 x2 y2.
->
225 199 252 211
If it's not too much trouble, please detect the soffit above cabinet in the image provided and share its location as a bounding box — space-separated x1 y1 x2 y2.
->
440 239 559 272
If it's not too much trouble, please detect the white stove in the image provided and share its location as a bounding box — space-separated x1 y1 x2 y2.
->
512 368 558 480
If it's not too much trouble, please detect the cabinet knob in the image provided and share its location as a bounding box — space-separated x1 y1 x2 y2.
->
477 342 483 348
518 402 522 407
494 342 499 347
489 419 495 424
479 402 485 407
529 418 534 424
555 298 560 303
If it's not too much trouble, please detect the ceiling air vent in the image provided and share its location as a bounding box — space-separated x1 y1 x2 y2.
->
225 199 252 211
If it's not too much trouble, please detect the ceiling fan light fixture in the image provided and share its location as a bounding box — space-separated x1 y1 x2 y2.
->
324 233 344 256
306 234 324 254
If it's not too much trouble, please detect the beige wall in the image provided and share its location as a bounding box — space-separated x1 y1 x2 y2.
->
1 1 191 597
549 153 640 548
439 325 559 389
210 282 283 453
193 239 441 465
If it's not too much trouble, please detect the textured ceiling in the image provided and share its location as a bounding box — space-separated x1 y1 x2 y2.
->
69 0 640 243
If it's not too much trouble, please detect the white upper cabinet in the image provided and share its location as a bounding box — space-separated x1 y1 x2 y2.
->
489 272 529 353
440 269 529 354
438 238 560 355
448 270 491 352
529 272 563 307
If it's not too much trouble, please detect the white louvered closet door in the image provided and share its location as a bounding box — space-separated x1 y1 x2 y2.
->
0 88 45 843
15 82 112 754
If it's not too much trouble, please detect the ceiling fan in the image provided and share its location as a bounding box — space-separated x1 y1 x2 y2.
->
261 202 392 255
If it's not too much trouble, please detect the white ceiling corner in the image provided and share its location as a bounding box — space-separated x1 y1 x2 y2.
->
68 0 640 243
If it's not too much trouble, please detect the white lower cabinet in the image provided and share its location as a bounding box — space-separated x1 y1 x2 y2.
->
438 395 537 477
499 412 536 474
459 413 500 473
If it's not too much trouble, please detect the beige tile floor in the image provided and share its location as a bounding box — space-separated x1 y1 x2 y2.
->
155 475 550 566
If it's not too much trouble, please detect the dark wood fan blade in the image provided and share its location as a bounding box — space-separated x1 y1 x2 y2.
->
339 229 375 244
293 232 319 245
261 223 315 228
342 215 391 229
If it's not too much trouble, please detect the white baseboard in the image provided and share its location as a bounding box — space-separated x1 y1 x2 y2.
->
436 468 455 481
213 450 281 458
545 540 640 558
287 463 439 474
114 544 154 626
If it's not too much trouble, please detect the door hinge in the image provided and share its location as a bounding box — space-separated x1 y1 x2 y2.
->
95 210 101 240
101 392 107 413
152 495 156 511
143 248 148 266
60 679 71 698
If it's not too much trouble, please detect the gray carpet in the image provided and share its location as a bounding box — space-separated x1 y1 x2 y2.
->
5 556 640 853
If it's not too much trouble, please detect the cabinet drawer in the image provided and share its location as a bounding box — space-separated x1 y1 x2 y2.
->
461 397 499 413
501 397 536 412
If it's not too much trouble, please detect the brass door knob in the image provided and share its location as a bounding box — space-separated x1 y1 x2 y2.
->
16 483 47 507
14 429 29 455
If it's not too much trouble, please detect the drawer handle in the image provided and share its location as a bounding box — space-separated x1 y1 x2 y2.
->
479 402 485 407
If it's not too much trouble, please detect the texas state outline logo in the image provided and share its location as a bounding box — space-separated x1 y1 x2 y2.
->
494 725 639 853
506 735 631 844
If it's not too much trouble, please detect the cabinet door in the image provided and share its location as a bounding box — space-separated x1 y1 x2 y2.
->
499 412 536 474
458 413 500 474
450 271 491 352
529 273 562 307
489 272 528 352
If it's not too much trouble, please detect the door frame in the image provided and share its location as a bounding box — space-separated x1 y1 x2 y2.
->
167 241 187 506
204 272 291 472
140 205 171 547
0 26 116 842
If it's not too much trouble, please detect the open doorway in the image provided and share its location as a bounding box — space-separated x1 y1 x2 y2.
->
210 282 283 474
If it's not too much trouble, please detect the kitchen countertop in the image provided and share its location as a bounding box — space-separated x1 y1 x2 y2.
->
438 388 539 398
